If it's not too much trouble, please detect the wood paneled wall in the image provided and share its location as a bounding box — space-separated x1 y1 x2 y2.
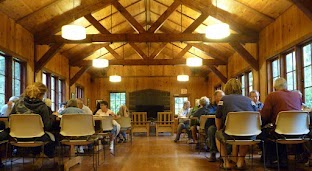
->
90 76 209 113
259 5 312 101
0 11 34 85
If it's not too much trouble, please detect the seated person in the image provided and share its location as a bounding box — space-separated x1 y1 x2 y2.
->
116 105 130 143
60 99 84 114
174 101 192 143
215 78 257 169
77 98 92 115
260 78 302 168
190 96 210 145
10 82 56 158
0 96 19 116
43 98 53 115
57 102 67 114
205 90 224 162
95 101 120 150
249 90 263 110
0 121 9 168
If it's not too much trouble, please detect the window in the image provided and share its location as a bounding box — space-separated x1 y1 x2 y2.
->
285 51 297 90
303 43 312 107
0 55 5 109
110 92 126 114
174 97 188 115
42 72 65 111
12 59 22 96
0 54 26 110
76 86 84 99
237 71 253 96
268 58 281 92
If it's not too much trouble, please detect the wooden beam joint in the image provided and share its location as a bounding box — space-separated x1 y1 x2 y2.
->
35 43 64 73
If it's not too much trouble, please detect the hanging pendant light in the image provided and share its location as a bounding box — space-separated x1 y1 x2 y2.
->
109 75 121 82
205 0 230 39
177 75 189 82
186 57 202 67
61 0 86 40
92 59 108 68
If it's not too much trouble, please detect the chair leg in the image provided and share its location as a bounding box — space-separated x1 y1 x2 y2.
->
275 142 280 171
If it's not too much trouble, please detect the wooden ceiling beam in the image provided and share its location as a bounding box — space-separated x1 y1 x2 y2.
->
37 33 257 44
207 66 227 84
231 0 275 22
291 0 312 21
183 13 209 33
174 44 192 59
112 0 146 33
188 43 228 62
69 43 109 66
180 0 258 36
35 0 113 41
149 43 168 59
129 43 148 59
77 59 226 66
84 14 111 34
69 66 91 86
104 44 123 60
229 42 259 71
35 43 64 73
147 0 181 33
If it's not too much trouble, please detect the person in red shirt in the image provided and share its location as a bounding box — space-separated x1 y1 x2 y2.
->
261 77 302 168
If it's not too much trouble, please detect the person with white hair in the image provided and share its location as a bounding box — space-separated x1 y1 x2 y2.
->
77 98 92 114
0 96 19 116
190 96 210 146
261 77 302 168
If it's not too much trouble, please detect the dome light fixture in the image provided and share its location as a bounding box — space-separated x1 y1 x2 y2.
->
186 57 203 67
177 75 189 82
205 23 230 39
92 59 108 68
61 25 86 40
109 75 121 82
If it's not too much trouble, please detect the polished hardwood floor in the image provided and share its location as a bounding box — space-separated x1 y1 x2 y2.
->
1 135 311 171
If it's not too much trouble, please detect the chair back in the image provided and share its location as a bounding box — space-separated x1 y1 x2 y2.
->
157 112 173 126
60 114 95 136
100 116 114 131
199 115 211 130
275 111 310 135
9 114 45 138
132 112 148 126
116 117 131 128
224 111 261 136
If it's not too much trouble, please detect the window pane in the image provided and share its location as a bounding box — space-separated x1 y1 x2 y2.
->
110 92 126 114
286 53 293 72
0 93 4 110
304 66 312 87
174 97 188 115
305 87 312 108
272 59 280 78
13 80 21 96
303 44 311 67
14 61 20 79
0 56 5 75
286 72 294 90
42 73 46 85
0 75 5 94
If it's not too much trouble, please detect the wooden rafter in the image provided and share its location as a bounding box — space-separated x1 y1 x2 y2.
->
229 42 259 71
150 43 168 59
180 0 258 36
207 66 227 83
112 0 145 33
35 0 113 41
174 44 192 59
231 0 275 22
129 43 148 59
69 43 109 66
188 43 228 62
292 0 312 21
69 66 91 86
77 59 226 66
183 13 209 33
104 44 123 60
36 33 257 44
148 0 181 33
84 14 111 34
35 43 64 73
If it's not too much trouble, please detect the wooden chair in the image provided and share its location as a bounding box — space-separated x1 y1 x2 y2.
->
156 112 174 136
131 112 150 136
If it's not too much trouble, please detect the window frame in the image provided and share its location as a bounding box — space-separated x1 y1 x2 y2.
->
174 96 188 115
236 71 253 96
109 92 126 114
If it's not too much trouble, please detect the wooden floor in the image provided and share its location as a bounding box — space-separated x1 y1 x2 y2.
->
2 135 311 171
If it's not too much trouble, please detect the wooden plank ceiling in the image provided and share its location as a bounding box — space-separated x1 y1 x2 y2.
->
0 0 294 78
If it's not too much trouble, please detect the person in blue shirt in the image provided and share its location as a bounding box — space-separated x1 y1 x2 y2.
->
249 90 263 111
60 99 83 115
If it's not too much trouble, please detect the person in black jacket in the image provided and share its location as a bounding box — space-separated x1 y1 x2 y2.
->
11 82 56 157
